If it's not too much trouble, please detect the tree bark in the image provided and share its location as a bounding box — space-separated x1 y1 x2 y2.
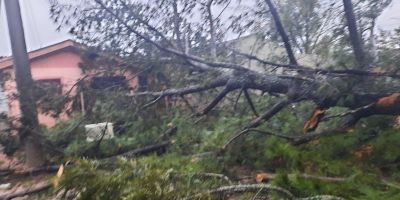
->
5 0 44 168
342 0 366 67
264 0 298 65
206 0 217 60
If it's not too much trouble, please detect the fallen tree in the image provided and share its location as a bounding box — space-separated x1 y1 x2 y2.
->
45 0 400 198
49 0 399 150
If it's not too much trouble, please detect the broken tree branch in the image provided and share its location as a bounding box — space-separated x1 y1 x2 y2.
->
134 77 229 98
231 49 400 79
198 87 235 116
102 127 178 161
321 103 375 122
223 99 291 149
246 99 290 129
252 172 348 183
102 141 171 162
244 90 259 117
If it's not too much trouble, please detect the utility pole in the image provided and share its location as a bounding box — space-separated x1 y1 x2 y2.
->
4 0 44 167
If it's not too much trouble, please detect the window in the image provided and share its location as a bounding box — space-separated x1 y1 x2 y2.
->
90 76 128 90
35 79 62 99
34 79 63 113
137 74 148 91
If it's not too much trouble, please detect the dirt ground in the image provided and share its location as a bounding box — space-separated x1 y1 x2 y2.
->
0 152 52 200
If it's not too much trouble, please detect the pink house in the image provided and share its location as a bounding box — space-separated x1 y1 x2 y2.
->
0 40 139 127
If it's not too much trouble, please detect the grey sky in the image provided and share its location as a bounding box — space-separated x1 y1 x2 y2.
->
1 0 400 56
0 0 70 56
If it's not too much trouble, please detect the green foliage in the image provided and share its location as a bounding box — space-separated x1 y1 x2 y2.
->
47 95 400 199
60 155 227 200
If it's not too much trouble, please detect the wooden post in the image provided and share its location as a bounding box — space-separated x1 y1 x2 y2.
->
4 0 44 167
80 92 85 115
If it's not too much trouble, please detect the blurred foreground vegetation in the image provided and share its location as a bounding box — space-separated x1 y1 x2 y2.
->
42 92 400 199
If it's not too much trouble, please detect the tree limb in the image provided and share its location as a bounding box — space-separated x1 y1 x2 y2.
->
244 90 259 117
264 0 298 65
134 77 229 98
198 87 236 116
205 0 217 59
231 49 400 79
342 0 366 67
223 99 291 149
246 99 290 129
233 89 244 111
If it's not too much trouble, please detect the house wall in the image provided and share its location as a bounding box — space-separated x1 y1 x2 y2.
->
1 48 139 127
4 51 83 127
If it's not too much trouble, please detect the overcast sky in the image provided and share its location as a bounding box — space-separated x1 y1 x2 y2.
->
1 0 400 56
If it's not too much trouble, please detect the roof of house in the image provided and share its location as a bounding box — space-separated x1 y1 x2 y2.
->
0 39 81 70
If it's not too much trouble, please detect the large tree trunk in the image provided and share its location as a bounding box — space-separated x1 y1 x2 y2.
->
5 0 44 168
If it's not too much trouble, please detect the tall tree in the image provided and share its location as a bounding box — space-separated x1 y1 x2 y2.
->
5 0 44 167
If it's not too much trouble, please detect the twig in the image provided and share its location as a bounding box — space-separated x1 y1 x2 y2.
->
321 103 374 122
141 95 164 109
93 122 109 152
189 173 232 185
187 184 295 199
110 141 170 159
